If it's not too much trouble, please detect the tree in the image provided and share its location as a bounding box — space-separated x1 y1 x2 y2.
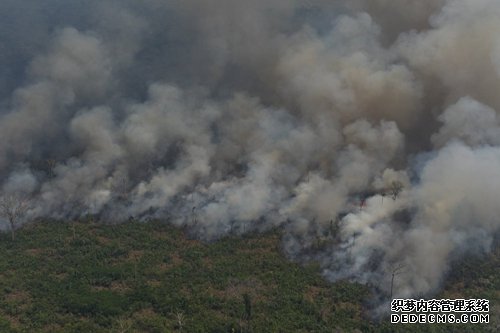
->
112 173 129 202
243 293 252 320
329 219 337 236
389 181 404 200
390 263 406 299
45 159 57 178
0 195 30 241
114 316 132 333
175 311 185 332
243 293 252 332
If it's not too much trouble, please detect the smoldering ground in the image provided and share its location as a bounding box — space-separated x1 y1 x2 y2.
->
1 0 500 311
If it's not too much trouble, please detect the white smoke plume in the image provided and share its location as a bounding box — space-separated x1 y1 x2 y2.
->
1 0 499 308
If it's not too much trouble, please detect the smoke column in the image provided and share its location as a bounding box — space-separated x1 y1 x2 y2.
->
1 0 500 306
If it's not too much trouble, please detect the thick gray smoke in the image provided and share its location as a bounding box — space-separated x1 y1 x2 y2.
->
1 0 500 306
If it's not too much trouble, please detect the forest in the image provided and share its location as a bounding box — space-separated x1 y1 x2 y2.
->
0 219 497 332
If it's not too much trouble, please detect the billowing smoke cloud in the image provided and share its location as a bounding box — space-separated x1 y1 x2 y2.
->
1 0 499 308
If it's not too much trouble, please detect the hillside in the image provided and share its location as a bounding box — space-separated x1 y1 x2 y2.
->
0 220 497 332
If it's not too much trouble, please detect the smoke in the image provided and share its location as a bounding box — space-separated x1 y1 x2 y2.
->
1 0 500 308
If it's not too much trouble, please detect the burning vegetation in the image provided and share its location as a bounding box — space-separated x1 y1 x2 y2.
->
0 0 499 311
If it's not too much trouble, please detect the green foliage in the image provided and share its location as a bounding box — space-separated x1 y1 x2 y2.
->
0 219 496 332
243 293 252 320
63 289 127 317
0 316 13 332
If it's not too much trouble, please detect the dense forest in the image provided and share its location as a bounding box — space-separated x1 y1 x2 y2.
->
0 220 497 332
